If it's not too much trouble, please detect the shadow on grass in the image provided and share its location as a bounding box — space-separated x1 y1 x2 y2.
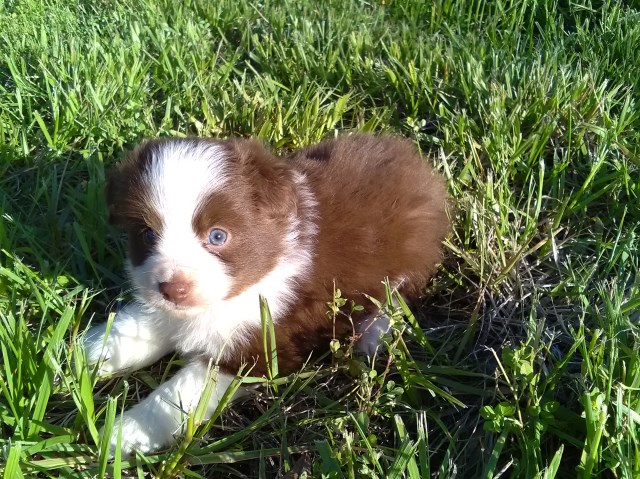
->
0 145 126 320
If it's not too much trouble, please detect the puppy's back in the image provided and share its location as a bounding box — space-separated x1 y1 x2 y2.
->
290 135 449 300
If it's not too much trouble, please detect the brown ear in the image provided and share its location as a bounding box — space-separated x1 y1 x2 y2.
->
105 140 158 226
104 147 142 226
226 139 298 221
105 167 127 225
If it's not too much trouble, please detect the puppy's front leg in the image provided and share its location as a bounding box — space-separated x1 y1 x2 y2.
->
83 303 175 376
108 359 240 455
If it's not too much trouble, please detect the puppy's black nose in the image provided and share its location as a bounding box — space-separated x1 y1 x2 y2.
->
159 280 192 305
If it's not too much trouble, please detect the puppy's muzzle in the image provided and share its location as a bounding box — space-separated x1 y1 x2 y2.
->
159 277 195 306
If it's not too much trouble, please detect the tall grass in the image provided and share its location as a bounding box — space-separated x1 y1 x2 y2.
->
0 0 638 476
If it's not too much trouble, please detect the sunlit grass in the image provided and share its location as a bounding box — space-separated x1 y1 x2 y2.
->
0 0 639 476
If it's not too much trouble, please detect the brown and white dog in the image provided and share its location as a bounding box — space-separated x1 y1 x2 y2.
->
83 134 449 455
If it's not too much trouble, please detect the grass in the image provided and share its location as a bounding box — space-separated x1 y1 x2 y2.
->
0 0 639 476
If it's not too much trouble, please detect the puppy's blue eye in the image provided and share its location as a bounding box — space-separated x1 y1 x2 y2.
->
143 228 156 244
208 228 227 246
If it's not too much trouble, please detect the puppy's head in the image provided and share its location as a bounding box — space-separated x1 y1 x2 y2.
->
107 138 297 316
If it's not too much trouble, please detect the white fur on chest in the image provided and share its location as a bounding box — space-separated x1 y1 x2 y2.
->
169 243 314 359
129 174 317 359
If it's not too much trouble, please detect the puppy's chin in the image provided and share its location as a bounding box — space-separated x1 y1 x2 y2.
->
137 292 211 318
161 301 208 318
163 306 208 319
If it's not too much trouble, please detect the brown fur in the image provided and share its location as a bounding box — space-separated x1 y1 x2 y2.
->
108 135 449 376
192 139 298 298
108 139 177 266
216 136 449 375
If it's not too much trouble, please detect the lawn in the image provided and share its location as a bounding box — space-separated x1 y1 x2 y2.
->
0 0 639 477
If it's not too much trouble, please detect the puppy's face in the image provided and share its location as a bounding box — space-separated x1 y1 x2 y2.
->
106 138 297 317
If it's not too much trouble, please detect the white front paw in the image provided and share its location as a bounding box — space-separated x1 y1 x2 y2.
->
107 407 176 456
83 323 118 376
81 306 175 376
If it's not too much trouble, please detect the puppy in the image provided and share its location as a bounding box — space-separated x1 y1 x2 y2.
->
84 134 449 455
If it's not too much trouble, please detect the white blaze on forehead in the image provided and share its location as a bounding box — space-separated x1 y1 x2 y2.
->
133 140 233 300
144 140 228 230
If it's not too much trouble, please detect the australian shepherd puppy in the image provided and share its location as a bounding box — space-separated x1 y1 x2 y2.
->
83 134 449 455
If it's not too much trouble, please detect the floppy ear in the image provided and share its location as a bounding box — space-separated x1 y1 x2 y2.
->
105 151 143 226
105 167 126 225
226 139 298 221
104 142 148 226
105 139 162 226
